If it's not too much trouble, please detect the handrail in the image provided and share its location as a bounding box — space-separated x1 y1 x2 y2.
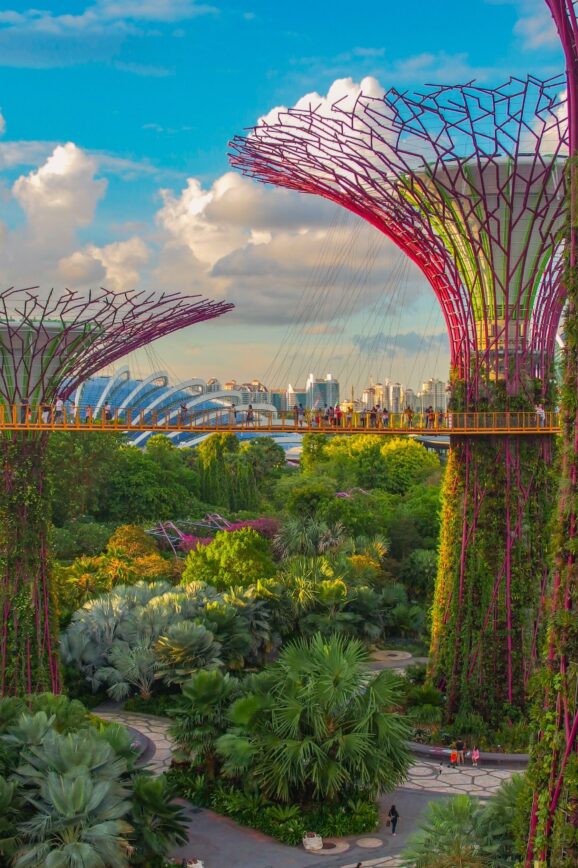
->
0 404 561 436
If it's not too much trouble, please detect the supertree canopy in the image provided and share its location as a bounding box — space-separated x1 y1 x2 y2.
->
0 287 232 694
230 76 568 720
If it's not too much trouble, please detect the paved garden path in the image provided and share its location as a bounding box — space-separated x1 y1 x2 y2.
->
96 704 522 867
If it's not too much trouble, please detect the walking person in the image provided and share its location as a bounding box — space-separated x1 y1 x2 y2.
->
292 403 299 428
472 745 480 768
246 404 255 428
387 804 399 836
179 402 188 426
298 403 305 427
54 395 64 424
536 403 546 428
19 399 29 425
84 404 93 424
103 401 113 423
41 402 51 424
404 405 414 428
382 407 390 428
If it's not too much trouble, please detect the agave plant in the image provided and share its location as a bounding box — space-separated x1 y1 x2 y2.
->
154 622 222 685
8 721 134 868
13 769 133 868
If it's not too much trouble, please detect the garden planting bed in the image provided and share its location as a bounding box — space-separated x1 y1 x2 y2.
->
408 740 529 767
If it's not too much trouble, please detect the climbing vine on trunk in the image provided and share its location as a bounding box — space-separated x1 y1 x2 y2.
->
0 433 60 694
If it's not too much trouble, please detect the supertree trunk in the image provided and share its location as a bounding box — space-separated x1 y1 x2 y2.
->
0 433 59 694
524 1 578 862
431 433 554 723
0 285 232 695
526 161 578 866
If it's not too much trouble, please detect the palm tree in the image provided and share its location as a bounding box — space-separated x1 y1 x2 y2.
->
217 633 410 803
274 517 345 560
169 669 240 780
400 795 502 868
128 775 189 865
95 643 159 700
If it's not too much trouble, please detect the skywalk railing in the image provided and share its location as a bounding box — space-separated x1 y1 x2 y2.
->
0 405 561 435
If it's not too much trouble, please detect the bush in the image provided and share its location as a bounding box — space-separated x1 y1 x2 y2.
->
165 774 378 846
0 694 187 866
181 528 275 589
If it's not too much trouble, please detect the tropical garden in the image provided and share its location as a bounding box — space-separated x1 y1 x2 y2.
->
0 427 537 865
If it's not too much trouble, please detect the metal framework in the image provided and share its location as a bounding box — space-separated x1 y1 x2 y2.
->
230 76 569 720
0 286 232 695
231 76 568 397
0 286 233 404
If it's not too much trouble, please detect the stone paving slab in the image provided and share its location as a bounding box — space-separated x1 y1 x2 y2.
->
95 708 173 776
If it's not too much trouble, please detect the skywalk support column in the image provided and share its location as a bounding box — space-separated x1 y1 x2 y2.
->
431 411 554 722
229 76 568 720
0 287 232 694
525 3 578 864
0 432 58 693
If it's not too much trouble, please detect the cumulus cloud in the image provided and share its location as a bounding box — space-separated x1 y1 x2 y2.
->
59 237 149 291
13 143 106 244
0 142 108 287
260 75 385 125
155 168 423 324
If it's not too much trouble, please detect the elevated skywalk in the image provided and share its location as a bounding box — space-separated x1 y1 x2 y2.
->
0 406 560 436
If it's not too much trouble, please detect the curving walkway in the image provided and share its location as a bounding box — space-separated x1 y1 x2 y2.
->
95 706 173 776
97 705 520 868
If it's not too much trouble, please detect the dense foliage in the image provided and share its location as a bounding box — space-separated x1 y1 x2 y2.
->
430 386 555 724
401 774 531 867
0 693 187 867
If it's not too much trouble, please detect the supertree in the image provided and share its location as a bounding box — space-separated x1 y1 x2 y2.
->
525 3 578 865
230 76 568 720
0 286 232 695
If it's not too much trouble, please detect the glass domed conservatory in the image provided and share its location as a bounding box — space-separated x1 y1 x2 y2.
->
70 367 298 451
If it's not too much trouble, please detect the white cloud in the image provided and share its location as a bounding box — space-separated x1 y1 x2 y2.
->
13 143 107 242
58 237 149 291
261 75 385 125
0 0 216 68
512 1 558 49
0 0 216 30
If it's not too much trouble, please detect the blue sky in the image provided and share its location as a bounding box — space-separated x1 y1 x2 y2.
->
0 0 567 392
